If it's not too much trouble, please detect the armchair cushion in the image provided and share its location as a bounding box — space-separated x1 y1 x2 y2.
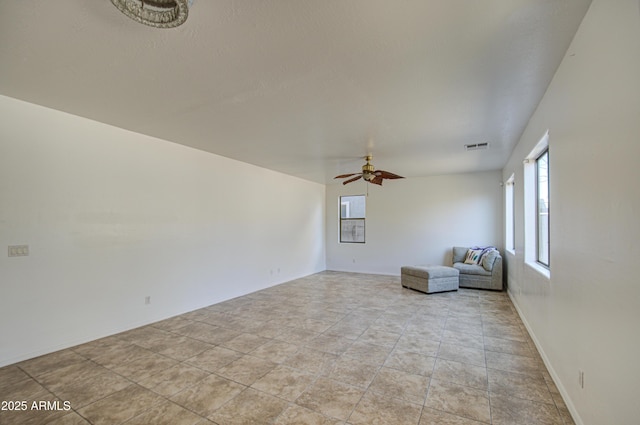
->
454 263 492 276
481 249 499 271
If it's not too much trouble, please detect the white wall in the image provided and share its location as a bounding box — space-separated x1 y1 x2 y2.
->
502 1 640 424
0 95 326 367
326 171 503 275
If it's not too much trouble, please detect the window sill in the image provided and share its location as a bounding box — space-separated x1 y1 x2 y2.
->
525 260 550 280
506 248 516 257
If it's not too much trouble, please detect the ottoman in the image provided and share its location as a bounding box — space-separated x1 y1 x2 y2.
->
401 265 459 294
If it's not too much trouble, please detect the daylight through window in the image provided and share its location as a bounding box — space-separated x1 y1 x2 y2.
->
523 130 550 277
340 195 365 243
536 150 550 266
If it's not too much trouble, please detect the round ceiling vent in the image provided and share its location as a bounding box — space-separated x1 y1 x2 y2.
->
111 0 194 28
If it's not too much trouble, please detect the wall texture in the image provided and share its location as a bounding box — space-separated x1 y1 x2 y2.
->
0 95 326 367
326 171 503 275
502 1 640 423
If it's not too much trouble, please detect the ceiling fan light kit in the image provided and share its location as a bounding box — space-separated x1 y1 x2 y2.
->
334 155 404 186
111 0 194 28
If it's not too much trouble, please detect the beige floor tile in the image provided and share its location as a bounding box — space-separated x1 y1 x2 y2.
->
38 360 113 391
438 342 486 367
294 318 335 333
384 349 436 377
296 377 364 421
173 322 240 345
251 364 315 401
445 320 483 336
442 330 485 350
485 351 543 377
275 327 320 344
490 393 563 425
0 377 53 401
284 347 338 375
432 358 488 390
425 379 491 423
215 354 277 386
419 407 486 424
305 335 353 355
46 412 92 424
17 350 86 378
357 328 401 348
221 332 271 353
77 384 163 425
71 334 131 357
368 366 430 405
170 374 246 417
395 334 441 357
49 369 132 408
125 400 206 425
150 315 194 332
249 339 300 363
185 346 243 372
558 406 576 425
483 336 535 358
349 391 423 425
0 366 31 393
341 341 393 366
406 322 448 338
488 368 554 404
138 363 210 397
323 323 367 339
0 404 68 425
208 388 289 424
91 344 156 369
154 336 214 361
110 352 178 382
273 404 342 425
322 355 380 389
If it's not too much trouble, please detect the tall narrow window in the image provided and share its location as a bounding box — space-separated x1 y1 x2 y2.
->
505 174 515 254
536 150 550 266
524 130 550 277
340 195 365 243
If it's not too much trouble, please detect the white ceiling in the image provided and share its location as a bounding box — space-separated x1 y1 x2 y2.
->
0 1 591 184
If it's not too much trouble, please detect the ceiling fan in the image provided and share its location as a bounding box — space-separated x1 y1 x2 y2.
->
334 155 404 186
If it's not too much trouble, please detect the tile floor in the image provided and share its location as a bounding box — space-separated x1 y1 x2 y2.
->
0 271 575 424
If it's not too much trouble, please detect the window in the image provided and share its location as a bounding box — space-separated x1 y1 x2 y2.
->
524 130 550 276
505 174 515 254
340 195 365 243
536 150 550 266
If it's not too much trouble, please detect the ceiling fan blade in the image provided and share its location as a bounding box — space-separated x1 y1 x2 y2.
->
334 173 360 179
343 175 363 185
376 170 404 179
369 176 383 185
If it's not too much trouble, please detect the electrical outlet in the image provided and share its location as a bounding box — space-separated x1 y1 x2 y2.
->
145 296 151 305
8 245 29 257
579 370 584 389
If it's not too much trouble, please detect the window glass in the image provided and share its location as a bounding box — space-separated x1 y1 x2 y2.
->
536 150 550 266
340 195 365 243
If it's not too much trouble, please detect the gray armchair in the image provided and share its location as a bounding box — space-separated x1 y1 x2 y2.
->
452 246 503 290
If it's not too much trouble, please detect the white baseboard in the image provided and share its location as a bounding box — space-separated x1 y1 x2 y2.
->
507 289 584 425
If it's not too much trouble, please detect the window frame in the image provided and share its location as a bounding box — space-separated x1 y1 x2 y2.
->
523 130 550 279
505 174 515 255
535 149 550 268
339 195 366 244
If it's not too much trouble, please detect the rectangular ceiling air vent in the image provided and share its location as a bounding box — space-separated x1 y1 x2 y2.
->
464 142 490 151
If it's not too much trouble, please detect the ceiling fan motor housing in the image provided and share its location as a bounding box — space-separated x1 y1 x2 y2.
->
362 157 375 180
